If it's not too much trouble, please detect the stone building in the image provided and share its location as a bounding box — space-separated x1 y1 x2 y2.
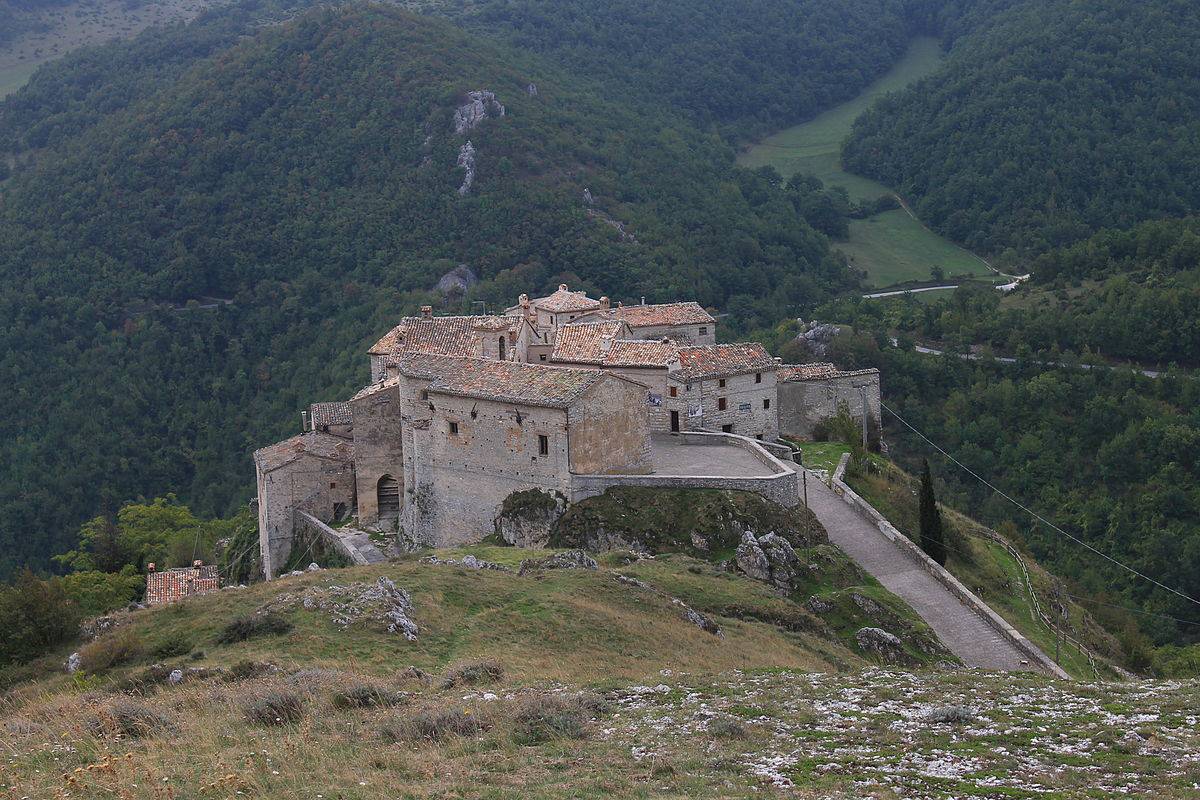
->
253 282 872 578
777 363 881 440
670 343 779 440
145 562 220 606
575 300 716 345
254 431 356 580
395 353 651 546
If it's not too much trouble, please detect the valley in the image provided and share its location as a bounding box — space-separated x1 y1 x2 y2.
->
739 37 995 289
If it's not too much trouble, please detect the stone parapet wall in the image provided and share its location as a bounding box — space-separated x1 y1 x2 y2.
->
571 432 799 508
830 454 1069 679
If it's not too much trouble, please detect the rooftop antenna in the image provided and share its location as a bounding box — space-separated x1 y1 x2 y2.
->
472 300 487 316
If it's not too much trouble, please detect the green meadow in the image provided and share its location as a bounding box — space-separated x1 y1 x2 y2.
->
739 38 993 288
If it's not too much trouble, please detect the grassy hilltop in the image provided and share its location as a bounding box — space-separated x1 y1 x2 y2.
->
3 546 1199 798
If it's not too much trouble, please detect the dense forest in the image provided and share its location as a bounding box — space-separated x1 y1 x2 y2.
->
843 0 1200 259
0 4 869 577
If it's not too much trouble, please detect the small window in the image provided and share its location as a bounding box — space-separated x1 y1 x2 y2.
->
449 421 459 435
668 386 677 398
539 354 548 361
420 389 429 400
718 397 727 411
755 434 763 440
538 434 549 456
699 326 707 335
763 398 770 410
719 378 726 388
722 424 733 433
330 482 337 489
755 372 762 384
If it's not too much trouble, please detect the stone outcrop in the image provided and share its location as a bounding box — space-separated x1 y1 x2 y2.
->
518 549 598 575
526 83 538 97
456 141 476 196
735 530 807 591
855 626 908 664
453 90 505 134
794 320 842 358
495 489 567 548
435 264 478 297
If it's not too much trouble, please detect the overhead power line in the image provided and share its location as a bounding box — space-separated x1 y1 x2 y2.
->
880 399 1200 612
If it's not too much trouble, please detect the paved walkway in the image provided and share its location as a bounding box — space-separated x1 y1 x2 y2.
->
800 469 1040 672
648 434 776 477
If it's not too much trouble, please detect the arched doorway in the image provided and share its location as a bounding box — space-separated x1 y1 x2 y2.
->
498 336 507 360
377 475 400 525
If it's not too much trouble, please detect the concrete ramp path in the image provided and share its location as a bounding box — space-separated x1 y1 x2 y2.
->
800 469 1042 672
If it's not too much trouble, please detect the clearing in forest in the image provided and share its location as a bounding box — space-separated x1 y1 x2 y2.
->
739 37 993 289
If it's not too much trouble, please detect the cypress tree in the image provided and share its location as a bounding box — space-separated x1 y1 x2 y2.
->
918 460 948 566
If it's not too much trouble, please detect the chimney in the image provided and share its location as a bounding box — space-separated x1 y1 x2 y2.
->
385 360 400 378
559 283 569 292
600 296 610 310
640 296 646 305
519 293 529 308
147 563 156 573
193 560 203 569
420 305 433 319
300 410 310 432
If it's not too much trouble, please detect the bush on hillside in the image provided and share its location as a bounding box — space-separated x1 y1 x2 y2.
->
380 705 490 742
89 700 174 739
332 684 406 710
78 628 143 673
244 691 304 726
215 613 292 644
440 660 503 689
509 691 608 743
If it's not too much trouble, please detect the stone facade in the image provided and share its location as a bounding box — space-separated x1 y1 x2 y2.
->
777 364 881 440
349 380 404 528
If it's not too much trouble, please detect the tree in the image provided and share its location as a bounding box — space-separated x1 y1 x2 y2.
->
0 570 81 664
918 460 948 565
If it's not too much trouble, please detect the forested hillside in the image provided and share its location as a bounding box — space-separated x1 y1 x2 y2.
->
843 0 1200 259
0 4 865 576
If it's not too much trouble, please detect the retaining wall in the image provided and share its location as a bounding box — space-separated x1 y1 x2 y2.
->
572 432 799 508
296 512 371 567
831 454 1069 679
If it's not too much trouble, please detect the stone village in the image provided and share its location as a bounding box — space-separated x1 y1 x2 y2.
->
254 285 880 579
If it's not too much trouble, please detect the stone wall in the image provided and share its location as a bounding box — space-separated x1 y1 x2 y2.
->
350 382 404 527
258 456 357 579
571 432 798 508
778 370 880 439
674 370 778 440
567 376 652 474
412 393 574 546
629 322 715 345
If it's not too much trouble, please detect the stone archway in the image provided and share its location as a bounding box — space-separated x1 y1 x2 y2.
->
377 475 400 525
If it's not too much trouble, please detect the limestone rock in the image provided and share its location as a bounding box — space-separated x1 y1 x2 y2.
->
855 626 908 664
306 562 322 572
168 669 184 685
806 596 834 615
794 320 843 358
494 489 566 548
582 188 594 206
674 598 723 637
735 530 804 591
456 141 476 196
67 652 81 674
526 83 538 96
518 549 598 575
453 90 505 134
435 264 479 297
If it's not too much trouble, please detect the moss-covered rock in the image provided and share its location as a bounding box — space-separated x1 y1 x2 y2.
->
550 487 826 560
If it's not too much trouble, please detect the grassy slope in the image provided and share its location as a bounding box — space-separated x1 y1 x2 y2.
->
845 459 1128 679
0 62 36 98
3 558 1197 797
738 37 991 288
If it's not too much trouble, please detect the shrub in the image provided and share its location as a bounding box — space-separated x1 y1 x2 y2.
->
439 659 503 689
151 633 193 659
922 705 975 725
708 717 748 739
509 693 600 744
244 691 304 726
332 684 405 709
226 660 275 682
78 628 143 673
215 613 292 644
380 705 489 742
89 700 173 739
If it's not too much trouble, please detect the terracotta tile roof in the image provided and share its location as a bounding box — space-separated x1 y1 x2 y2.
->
604 339 679 368
612 301 714 328
351 376 399 401
145 564 220 606
673 343 777 381
550 321 627 364
309 401 352 428
401 354 604 409
254 431 354 472
531 284 601 314
777 363 880 382
368 315 517 358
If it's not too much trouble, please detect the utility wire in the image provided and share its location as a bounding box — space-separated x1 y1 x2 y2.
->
880 399 1200 611
1064 593 1200 628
